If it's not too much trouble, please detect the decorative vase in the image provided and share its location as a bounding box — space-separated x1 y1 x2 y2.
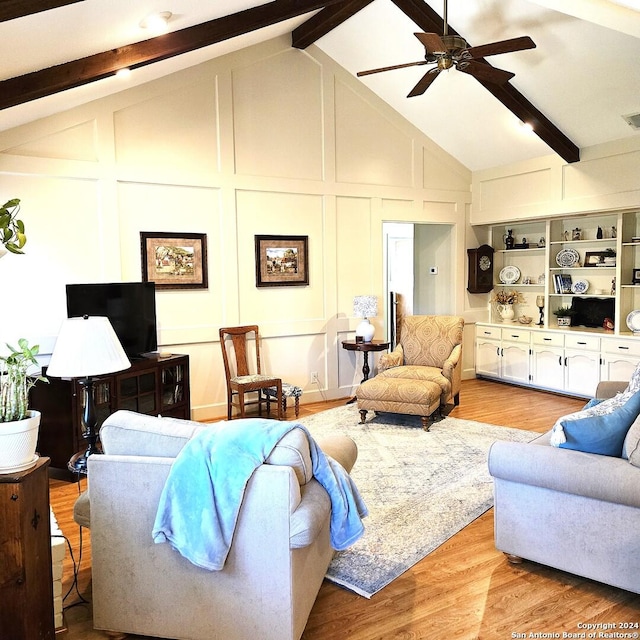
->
504 230 515 250
498 304 515 322
0 410 41 473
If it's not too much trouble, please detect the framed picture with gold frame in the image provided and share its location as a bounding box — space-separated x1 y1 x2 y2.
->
255 235 309 287
140 232 208 289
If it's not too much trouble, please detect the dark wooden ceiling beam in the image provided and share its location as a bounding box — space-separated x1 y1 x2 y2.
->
292 0 374 49
0 0 84 23
390 0 580 163
0 0 346 111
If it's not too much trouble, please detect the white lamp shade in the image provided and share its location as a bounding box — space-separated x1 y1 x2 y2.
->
47 316 131 378
353 295 378 318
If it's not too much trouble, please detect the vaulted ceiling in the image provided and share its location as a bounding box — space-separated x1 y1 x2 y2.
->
1 0 639 171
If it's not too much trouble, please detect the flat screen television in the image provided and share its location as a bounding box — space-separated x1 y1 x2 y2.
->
66 282 158 358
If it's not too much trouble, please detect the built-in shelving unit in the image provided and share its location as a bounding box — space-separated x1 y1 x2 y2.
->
489 210 640 335
477 210 640 398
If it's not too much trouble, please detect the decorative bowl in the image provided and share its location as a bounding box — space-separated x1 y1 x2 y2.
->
518 316 532 324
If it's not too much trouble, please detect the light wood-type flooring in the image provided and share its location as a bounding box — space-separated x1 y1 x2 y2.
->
50 378 640 639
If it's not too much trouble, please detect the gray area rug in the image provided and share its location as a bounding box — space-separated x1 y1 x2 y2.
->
297 404 537 598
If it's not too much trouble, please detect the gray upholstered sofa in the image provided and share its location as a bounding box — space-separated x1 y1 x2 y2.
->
488 381 640 594
85 410 359 640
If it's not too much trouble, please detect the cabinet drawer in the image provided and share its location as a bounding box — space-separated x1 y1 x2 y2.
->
532 331 564 347
602 338 640 358
564 334 600 351
476 326 500 340
501 328 530 343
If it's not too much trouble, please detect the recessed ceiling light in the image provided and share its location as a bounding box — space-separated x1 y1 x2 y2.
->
622 112 640 131
140 11 172 34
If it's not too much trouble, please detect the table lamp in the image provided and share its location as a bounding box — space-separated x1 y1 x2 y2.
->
354 295 378 343
47 315 131 474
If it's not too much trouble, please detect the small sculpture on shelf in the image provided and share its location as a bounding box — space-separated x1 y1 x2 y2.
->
572 228 581 241
597 226 603 239
612 226 617 239
504 229 515 250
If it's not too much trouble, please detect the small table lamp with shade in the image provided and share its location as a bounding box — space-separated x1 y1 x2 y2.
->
46 315 131 475
354 295 378 343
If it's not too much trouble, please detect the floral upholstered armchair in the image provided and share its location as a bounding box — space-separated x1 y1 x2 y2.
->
378 315 464 406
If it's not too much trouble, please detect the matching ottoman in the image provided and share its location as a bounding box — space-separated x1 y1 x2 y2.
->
356 375 441 431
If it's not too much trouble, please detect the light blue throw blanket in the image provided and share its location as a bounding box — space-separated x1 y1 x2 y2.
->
152 418 368 570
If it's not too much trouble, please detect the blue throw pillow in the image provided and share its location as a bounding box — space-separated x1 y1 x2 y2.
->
560 390 640 456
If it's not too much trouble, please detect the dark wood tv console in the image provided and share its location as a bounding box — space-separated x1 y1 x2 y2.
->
31 353 190 481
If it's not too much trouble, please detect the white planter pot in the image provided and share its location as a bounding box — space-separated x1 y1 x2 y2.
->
0 410 41 473
557 317 572 327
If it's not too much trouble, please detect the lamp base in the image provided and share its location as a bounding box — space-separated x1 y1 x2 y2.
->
355 319 375 343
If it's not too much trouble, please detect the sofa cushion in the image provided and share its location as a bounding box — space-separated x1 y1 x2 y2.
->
101 410 207 457
556 390 640 456
623 415 640 467
266 427 313 484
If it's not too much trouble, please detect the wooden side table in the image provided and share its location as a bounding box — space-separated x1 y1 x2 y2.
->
341 340 390 383
0 457 55 640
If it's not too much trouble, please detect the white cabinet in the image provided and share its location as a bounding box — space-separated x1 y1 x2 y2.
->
531 332 564 391
477 324 616 398
475 326 530 384
601 337 640 382
500 329 530 384
475 326 501 378
563 334 601 397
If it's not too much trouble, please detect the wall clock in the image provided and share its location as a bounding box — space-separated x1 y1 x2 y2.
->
467 244 494 293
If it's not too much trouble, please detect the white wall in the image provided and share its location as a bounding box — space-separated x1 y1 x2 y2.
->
0 36 472 420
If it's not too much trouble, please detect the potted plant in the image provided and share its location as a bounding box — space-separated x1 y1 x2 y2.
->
0 198 27 256
0 339 47 472
553 306 574 327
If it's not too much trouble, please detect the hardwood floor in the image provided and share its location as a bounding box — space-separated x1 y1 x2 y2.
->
50 379 640 639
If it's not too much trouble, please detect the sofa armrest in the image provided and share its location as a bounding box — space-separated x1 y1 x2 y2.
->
379 345 403 372
596 381 628 400
489 440 640 509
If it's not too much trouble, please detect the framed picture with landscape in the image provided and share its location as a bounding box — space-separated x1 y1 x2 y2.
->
141 232 208 290
255 235 309 287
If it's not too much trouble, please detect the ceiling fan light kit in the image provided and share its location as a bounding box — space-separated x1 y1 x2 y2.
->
357 0 535 99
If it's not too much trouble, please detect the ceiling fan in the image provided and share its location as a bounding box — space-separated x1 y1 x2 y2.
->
357 0 536 98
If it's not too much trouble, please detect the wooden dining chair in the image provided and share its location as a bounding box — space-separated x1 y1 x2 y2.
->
219 325 283 420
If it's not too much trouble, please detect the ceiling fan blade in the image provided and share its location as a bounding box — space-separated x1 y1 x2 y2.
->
357 60 429 77
457 60 515 84
464 36 536 59
414 32 448 54
407 69 440 97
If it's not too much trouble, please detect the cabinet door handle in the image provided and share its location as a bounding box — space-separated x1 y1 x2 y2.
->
577 341 587 345
484 331 492 335
543 338 552 341
510 334 519 339
564 357 568 366
618 346 629 350
558 356 562 366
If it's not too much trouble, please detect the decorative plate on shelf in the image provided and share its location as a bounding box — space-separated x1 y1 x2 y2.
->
499 265 520 284
571 279 589 294
626 310 640 334
556 248 580 267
